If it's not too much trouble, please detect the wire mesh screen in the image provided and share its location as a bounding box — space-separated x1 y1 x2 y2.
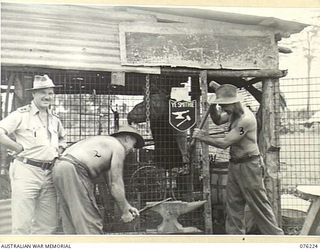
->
1 67 206 234
278 77 320 234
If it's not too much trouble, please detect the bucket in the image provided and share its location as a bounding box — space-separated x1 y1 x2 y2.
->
210 161 228 234
281 208 307 235
210 161 229 205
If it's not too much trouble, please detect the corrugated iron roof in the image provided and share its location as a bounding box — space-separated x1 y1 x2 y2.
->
1 3 160 74
1 3 308 72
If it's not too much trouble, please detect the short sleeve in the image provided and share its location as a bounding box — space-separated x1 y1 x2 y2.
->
0 111 22 135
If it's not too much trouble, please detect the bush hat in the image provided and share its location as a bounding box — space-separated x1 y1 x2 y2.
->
111 125 145 148
211 84 241 104
26 74 62 91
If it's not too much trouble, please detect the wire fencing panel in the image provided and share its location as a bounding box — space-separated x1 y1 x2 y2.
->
278 77 320 234
6 67 318 234
1 67 206 234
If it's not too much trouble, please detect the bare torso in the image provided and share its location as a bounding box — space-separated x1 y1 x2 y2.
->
63 136 125 178
229 107 260 159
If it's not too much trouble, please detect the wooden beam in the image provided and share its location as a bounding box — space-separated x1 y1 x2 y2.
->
4 73 15 117
199 70 213 234
239 77 263 87
161 68 288 78
259 78 282 226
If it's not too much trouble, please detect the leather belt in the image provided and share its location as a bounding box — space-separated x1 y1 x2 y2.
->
15 156 54 170
230 155 260 164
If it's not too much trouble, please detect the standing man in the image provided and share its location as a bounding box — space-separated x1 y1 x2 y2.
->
52 125 144 234
192 84 283 235
0 74 67 234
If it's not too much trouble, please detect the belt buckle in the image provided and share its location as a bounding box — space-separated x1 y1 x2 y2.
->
41 162 50 170
40 162 46 170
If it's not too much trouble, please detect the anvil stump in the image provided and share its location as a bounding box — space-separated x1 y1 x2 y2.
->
147 200 206 233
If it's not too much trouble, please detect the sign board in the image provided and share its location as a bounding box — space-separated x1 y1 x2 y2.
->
169 100 197 132
119 22 278 70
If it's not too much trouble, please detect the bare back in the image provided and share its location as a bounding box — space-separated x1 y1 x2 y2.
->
229 107 260 159
63 136 125 178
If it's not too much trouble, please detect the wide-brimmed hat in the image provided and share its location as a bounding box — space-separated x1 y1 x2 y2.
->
111 125 145 148
211 84 241 104
26 74 62 91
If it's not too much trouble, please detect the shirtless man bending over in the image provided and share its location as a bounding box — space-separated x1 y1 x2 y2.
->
192 84 283 235
52 125 144 234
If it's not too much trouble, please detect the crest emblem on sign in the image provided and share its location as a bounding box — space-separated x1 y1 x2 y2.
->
169 100 197 132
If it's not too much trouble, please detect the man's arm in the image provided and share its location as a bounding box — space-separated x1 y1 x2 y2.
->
105 151 139 222
0 128 24 153
0 112 24 154
57 119 67 154
193 116 252 149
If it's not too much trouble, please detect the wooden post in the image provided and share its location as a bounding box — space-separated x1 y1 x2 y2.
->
13 75 33 110
199 70 213 234
189 75 201 202
260 78 282 225
0 91 6 171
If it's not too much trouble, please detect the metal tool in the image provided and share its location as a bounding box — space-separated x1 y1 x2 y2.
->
120 197 173 223
139 197 172 214
189 108 211 148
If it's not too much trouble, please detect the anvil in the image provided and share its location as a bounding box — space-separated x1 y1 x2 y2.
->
146 200 207 233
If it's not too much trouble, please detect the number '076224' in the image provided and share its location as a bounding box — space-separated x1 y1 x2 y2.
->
300 244 318 248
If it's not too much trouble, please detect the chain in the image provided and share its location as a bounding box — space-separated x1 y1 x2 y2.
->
145 75 151 133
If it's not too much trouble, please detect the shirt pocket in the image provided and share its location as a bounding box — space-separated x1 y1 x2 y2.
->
28 122 47 146
18 123 39 147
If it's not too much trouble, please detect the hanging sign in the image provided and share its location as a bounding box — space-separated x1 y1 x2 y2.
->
169 99 197 132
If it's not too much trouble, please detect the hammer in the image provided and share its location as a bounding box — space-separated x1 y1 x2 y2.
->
189 81 220 148
189 109 211 148
177 115 191 127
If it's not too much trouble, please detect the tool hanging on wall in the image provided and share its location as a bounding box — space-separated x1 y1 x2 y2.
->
111 105 119 131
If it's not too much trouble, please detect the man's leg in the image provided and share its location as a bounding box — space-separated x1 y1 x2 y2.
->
10 161 41 234
55 188 77 234
52 160 104 234
244 204 261 234
225 163 246 234
31 171 58 234
239 158 284 235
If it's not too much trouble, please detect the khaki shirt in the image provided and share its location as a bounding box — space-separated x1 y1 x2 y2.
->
0 102 67 161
